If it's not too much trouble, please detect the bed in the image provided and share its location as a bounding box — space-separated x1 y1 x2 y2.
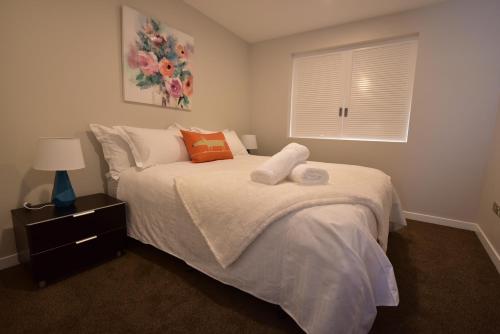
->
113 154 406 334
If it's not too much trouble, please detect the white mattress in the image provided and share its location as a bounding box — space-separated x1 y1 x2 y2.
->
117 155 404 334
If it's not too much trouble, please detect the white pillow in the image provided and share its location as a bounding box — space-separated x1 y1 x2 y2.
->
222 130 248 156
115 126 189 168
89 124 135 180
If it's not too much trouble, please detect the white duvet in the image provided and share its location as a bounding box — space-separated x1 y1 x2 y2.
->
176 159 393 268
117 155 406 334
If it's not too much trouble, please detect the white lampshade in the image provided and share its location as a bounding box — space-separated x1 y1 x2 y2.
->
33 138 85 171
241 135 258 150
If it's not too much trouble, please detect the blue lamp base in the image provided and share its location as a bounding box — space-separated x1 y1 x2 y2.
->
51 171 76 208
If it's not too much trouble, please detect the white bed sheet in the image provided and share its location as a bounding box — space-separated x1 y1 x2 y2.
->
117 155 403 334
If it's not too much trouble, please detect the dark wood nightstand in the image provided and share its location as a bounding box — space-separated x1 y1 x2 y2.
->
11 193 127 287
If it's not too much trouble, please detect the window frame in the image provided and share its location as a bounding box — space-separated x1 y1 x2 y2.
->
288 35 418 143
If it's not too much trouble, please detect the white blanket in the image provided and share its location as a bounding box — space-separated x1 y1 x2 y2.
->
175 161 392 268
117 155 406 334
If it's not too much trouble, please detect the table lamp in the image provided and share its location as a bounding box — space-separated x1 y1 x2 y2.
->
33 138 85 208
241 135 258 153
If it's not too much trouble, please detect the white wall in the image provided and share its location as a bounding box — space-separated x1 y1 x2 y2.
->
0 0 250 258
249 0 500 229
478 103 500 255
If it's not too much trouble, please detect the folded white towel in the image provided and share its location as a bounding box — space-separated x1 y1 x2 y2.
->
251 143 310 185
288 163 330 185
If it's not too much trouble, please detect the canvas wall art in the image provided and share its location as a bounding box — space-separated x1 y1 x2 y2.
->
122 6 194 110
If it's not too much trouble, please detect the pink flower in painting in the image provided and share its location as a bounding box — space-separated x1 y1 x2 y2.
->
169 78 183 98
159 59 174 78
176 44 186 59
137 51 159 76
127 45 139 68
150 34 165 47
183 76 193 97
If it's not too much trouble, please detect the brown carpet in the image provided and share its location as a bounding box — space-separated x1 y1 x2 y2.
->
1 220 499 333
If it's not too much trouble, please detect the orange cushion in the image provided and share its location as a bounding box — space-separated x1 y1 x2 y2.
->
181 130 233 163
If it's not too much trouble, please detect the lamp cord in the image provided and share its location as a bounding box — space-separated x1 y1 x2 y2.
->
23 202 55 210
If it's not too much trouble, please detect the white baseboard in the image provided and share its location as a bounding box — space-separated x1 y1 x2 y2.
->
403 210 476 231
474 225 500 274
404 210 500 274
0 253 19 270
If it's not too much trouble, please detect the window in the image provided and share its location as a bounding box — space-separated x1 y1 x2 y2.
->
290 38 418 142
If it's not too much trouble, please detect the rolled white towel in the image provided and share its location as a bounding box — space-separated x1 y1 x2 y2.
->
251 143 310 185
288 163 330 185
281 143 310 161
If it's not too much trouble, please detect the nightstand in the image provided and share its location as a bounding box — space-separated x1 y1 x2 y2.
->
11 193 127 287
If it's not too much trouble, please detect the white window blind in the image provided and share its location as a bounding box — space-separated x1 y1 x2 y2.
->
290 52 347 138
290 38 418 142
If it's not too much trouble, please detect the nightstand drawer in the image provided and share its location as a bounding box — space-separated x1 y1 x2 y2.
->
30 228 126 282
27 203 125 254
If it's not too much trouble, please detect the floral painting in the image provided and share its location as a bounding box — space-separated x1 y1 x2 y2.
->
122 6 194 110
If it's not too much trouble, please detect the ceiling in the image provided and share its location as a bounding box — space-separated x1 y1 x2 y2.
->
183 0 447 43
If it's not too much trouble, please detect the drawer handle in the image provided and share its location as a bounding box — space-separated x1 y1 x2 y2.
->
75 235 97 244
73 210 95 218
